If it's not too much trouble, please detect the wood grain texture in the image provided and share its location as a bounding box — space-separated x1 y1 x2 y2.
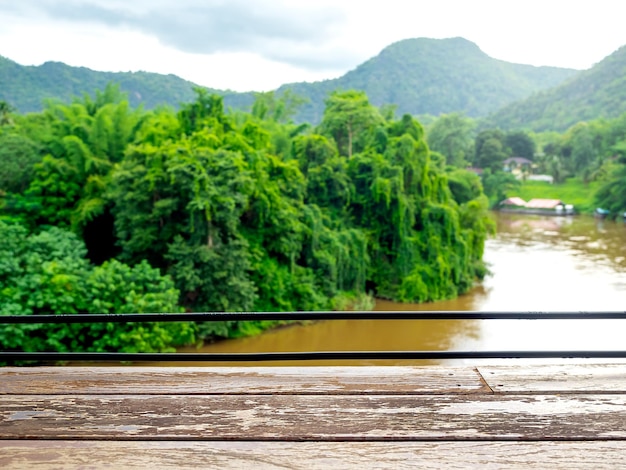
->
2 394 626 440
3 365 626 467
0 366 487 395
478 364 626 393
2 441 626 470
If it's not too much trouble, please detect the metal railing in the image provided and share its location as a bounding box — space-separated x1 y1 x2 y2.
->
2 311 626 362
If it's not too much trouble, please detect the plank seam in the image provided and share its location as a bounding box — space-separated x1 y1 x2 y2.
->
474 367 494 394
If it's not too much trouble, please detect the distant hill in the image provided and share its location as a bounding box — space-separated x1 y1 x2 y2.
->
485 44 626 132
278 37 577 123
0 38 576 124
0 55 248 113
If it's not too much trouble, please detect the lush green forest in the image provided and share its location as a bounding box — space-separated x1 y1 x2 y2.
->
0 85 493 353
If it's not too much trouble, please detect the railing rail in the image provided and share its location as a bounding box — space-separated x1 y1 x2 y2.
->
2 310 626 323
2 311 626 362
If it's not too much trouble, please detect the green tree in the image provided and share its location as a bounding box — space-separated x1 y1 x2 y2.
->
0 221 193 353
505 131 536 159
565 122 598 175
481 169 520 205
16 88 145 263
178 88 230 136
251 90 307 123
318 90 383 157
474 129 508 171
594 154 626 216
0 134 44 194
447 168 483 204
426 113 475 167
341 112 489 302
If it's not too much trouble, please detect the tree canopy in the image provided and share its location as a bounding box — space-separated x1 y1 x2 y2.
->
1 85 493 353
426 113 475 167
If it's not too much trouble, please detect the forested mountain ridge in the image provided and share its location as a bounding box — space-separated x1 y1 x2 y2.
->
485 44 626 132
0 55 247 113
279 37 577 123
1 37 576 122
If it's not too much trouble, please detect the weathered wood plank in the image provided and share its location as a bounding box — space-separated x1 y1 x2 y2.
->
479 364 626 393
2 394 626 440
2 441 626 469
0 366 488 395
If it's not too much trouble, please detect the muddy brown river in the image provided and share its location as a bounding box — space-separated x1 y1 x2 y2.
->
162 212 626 366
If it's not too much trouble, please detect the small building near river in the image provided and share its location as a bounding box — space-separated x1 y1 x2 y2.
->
498 197 575 215
500 197 527 208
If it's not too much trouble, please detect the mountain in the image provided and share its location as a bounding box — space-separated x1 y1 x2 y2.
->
277 37 577 123
0 38 576 123
485 44 626 132
0 55 246 113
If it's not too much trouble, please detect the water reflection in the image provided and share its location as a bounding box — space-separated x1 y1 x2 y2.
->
158 213 626 366
474 214 626 360
166 317 481 366
495 214 626 274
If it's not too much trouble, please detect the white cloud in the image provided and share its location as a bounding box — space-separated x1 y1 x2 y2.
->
2 0 350 71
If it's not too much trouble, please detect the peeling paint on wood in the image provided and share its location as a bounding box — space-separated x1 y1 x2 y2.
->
478 364 626 393
0 366 487 395
1 364 626 468
1 394 626 440
2 441 626 470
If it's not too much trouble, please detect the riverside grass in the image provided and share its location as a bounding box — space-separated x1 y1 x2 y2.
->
515 178 599 213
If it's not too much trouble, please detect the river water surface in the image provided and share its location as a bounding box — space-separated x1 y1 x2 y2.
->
167 212 626 366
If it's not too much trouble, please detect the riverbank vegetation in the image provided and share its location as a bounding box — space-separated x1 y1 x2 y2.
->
423 109 626 215
524 114 626 216
0 86 492 353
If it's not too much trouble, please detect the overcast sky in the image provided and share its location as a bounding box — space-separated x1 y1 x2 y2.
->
1 0 625 92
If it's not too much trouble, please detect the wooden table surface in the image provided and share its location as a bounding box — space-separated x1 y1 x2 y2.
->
2 364 626 469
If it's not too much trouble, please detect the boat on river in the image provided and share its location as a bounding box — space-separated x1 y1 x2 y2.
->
594 208 610 219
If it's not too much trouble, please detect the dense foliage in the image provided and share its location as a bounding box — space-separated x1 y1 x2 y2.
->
426 113 475 168
0 86 492 353
0 221 193 353
425 118 524 206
